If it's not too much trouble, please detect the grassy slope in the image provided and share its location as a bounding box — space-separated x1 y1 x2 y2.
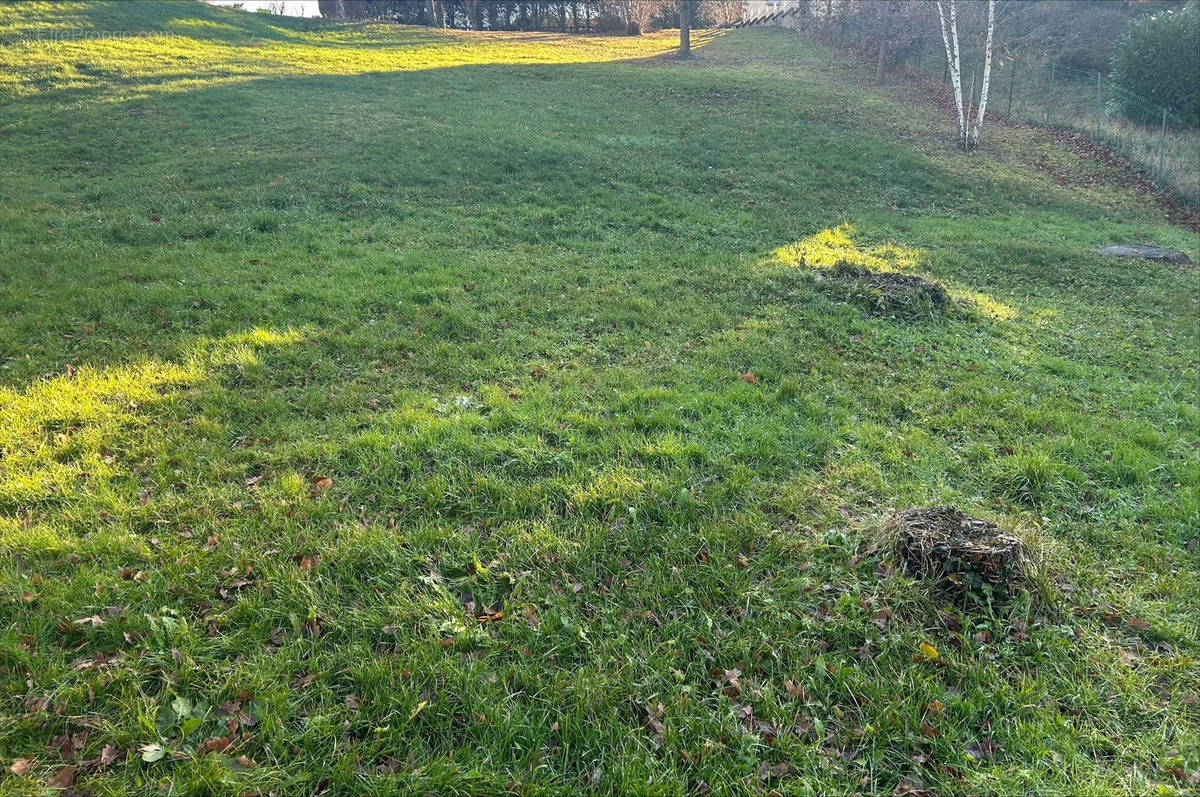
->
0 2 1197 794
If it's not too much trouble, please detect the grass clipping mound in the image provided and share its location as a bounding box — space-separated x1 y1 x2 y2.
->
886 507 1031 600
825 262 948 319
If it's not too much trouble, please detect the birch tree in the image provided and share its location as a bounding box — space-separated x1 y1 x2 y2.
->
970 0 996 149
934 0 996 151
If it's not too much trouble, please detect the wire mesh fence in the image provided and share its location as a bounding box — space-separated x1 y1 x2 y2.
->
902 46 1199 209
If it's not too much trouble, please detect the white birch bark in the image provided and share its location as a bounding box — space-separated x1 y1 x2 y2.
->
969 0 996 149
935 0 967 150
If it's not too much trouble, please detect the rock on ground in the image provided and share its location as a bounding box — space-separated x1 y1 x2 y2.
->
1098 244 1192 264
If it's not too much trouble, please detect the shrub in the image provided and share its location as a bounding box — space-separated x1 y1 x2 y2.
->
1110 3 1199 126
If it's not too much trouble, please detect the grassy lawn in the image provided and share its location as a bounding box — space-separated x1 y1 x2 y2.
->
1 2 1197 794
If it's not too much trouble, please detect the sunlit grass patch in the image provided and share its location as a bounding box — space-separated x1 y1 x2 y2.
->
0 1 688 102
949 286 1018 320
773 224 923 272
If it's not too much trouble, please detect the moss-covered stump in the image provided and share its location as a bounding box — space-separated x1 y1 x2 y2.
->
886 507 1030 599
824 262 948 319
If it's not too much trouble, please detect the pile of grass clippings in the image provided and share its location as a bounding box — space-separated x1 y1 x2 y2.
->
825 262 948 319
886 507 1031 600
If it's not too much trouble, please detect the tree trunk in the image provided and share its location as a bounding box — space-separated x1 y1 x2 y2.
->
969 0 996 150
464 0 483 30
936 0 967 150
679 0 691 57
425 0 444 27
875 43 887 85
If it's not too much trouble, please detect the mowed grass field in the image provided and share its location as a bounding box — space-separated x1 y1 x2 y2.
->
1 2 1198 794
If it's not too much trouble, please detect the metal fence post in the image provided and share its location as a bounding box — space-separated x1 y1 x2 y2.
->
1158 107 1167 187
1046 61 1055 124
1007 58 1016 117
1096 72 1102 137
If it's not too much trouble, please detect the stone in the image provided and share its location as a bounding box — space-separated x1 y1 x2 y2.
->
1097 244 1191 264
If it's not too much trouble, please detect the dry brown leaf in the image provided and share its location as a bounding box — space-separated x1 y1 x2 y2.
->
47 765 76 789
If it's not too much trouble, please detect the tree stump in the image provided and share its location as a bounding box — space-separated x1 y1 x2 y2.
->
886 507 1029 598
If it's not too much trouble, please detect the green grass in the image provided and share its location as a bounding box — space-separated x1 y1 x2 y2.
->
1 2 1198 795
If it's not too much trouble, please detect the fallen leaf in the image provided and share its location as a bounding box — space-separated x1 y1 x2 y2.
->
965 739 1003 762
344 694 360 710
140 744 165 763
740 372 758 384
98 745 119 766
758 761 796 781
643 703 666 748
311 476 333 494
9 755 35 775
47 765 76 789
918 641 940 661
784 679 808 701
298 554 319 572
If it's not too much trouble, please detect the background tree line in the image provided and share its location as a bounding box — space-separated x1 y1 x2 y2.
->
773 0 1190 94
315 0 740 33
